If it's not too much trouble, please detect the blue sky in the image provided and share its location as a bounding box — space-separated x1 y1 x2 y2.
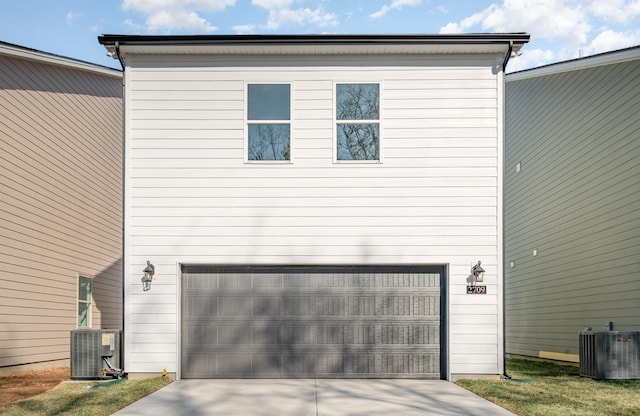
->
1 0 639 72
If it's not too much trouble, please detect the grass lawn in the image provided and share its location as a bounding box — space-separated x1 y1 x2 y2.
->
0 377 171 416
457 358 640 416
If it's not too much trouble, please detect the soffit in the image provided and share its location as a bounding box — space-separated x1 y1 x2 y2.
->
116 43 512 56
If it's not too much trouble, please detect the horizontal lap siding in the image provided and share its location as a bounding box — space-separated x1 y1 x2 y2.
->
125 55 502 376
0 54 123 368
505 58 640 359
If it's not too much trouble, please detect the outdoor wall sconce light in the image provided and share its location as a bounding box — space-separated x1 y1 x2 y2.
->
471 261 485 282
142 260 155 291
467 261 487 294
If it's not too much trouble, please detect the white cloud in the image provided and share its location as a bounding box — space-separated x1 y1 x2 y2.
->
122 0 235 33
124 18 143 31
439 0 640 70
585 29 640 55
439 7 490 34
440 1 592 48
252 0 293 8
235 0 337 33
588 0 640 24
66 11 82 26
147 10 217 32
265 7 338 29
370 0 422 19
233 23 258 34
439 22 461 33
122 0 235 13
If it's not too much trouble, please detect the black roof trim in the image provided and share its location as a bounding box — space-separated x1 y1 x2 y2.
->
508 43 640 76
98 33 530 46
0 40 121 73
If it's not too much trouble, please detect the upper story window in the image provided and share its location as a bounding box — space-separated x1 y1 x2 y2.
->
335 83 380 161
246 84 291 161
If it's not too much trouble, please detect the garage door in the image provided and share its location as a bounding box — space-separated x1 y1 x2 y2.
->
181 266 444 379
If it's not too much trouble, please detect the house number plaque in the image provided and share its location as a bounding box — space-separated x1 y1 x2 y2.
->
466 285 487 294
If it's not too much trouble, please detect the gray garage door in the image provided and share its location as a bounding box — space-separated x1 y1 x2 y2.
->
181 266 444 379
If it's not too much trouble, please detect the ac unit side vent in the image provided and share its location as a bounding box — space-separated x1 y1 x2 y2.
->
579 330 640 380
70 329 122 380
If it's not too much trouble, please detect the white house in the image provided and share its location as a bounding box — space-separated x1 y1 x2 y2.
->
99 34 529 380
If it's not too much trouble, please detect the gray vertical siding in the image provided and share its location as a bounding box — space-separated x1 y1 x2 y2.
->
0 52 123 369
504 57 640 360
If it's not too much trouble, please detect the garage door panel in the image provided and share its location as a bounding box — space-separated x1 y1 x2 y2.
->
219 274 252 288
182 353 216 377
283 354 315 375
349 325 375 344
219 354 252 375
317 325 344 344
251 326 280 345
217 296 250 317
254 274 284 288
184 293 440 315
414 295 440 315
182 351 442 378
346 354 375 374
282 296 313 316
183 323 440 347
252 296 280 316
252 354 281 375
316 296 346 316
282 326 313 345
181 266 443 378
186 326 217 345
218 325 250 345
184 295 215 317
317 354 344 375
413 325 440 344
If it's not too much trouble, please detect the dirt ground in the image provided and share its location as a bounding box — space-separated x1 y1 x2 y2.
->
0 367 70 405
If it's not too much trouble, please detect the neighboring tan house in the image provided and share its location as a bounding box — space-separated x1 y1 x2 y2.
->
99 33 529 380
0 41 123 374
505 45 640 362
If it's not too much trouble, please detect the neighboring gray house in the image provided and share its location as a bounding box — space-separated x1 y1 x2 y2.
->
505 46 640 362
0 42 123 374
99 33 529 380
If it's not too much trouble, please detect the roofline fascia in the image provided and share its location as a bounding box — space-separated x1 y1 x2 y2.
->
507 44 640 82
98 33 530 47
0 40 121 78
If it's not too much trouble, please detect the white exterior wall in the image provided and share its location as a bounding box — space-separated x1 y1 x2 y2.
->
123 54 505 378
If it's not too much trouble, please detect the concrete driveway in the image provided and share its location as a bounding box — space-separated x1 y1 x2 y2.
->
113 379 515 416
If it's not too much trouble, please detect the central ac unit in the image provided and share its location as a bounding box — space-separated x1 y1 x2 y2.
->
579 330 640 380
70 329 123 380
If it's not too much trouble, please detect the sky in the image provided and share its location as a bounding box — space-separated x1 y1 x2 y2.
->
1 0 639 72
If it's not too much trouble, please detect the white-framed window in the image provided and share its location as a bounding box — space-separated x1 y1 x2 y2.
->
77 275 92 327
335 83 381 162
245 83 291 162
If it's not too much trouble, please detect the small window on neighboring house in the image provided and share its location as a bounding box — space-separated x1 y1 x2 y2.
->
246 84 291 161
78 276 92 327
335 83 380 161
